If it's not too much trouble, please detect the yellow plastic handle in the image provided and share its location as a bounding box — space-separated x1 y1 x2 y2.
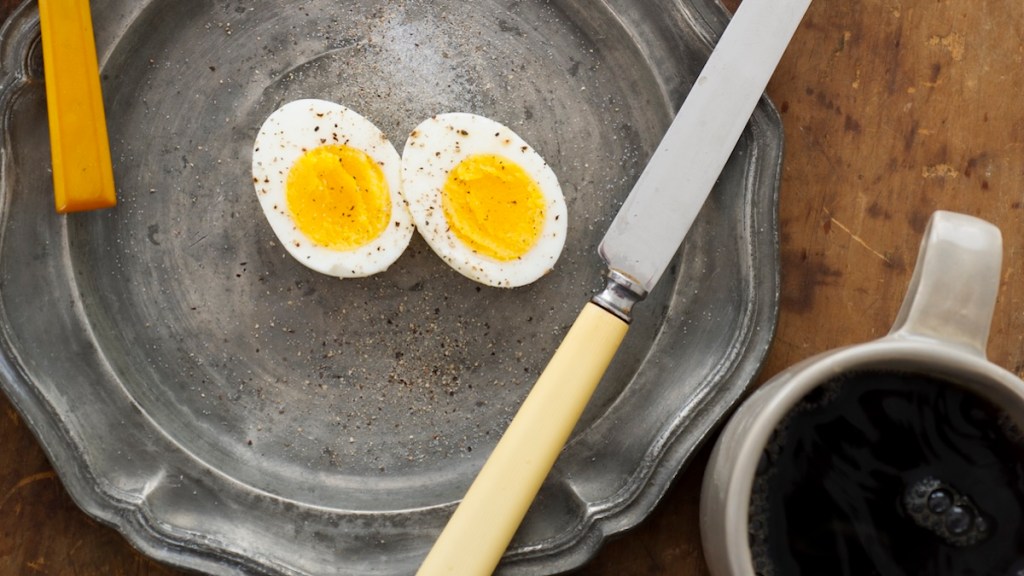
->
38 0 117 213
417 302 629 576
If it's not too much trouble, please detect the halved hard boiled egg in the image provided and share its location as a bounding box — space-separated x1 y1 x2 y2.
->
401 113 567 288
252 99 414 277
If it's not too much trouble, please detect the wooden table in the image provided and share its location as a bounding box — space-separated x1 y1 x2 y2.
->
3 0 1023 573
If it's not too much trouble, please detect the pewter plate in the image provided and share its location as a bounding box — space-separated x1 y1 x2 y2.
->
0 0 781 574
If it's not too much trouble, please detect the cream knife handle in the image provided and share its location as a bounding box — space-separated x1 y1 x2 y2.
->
417 302 629 576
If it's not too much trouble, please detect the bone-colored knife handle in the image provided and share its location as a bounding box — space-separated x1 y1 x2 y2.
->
38 0 117 213
417 302 629 575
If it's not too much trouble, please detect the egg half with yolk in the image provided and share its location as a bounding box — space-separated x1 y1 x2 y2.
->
401 113 567 287
252 99 414 277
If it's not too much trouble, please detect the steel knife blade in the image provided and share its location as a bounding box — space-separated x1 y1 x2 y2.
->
600 0 811 297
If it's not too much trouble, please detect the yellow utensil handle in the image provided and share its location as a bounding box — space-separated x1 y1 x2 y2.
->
38 0 117 213
417 302 629 576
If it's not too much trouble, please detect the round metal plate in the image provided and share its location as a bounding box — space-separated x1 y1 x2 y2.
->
0 0 781 573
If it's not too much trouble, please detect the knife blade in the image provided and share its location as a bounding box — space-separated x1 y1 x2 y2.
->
417 1 811 574
600 0 812 294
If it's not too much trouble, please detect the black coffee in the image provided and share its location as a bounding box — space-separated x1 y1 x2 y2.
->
749 371 1024 576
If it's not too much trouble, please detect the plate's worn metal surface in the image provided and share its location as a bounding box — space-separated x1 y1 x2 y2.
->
0 0 781 574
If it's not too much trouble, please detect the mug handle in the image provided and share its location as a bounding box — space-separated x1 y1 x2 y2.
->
889 211 1002 356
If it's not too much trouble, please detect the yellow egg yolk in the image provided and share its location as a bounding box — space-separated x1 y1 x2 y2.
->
285 144 391 250
441 154 546 261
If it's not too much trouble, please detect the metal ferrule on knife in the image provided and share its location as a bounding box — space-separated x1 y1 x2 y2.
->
592 269 648 323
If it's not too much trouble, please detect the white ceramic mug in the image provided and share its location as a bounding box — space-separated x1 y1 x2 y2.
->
699 210 1024 575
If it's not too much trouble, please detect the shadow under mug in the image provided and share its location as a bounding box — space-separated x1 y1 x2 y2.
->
699 211 1024 575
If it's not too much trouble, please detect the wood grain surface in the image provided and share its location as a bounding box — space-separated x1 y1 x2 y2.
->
3 0 1023 574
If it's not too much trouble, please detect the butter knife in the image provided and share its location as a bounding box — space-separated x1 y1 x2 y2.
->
417 0 812 573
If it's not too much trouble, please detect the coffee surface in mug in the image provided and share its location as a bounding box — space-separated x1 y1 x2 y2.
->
749 370 1024 575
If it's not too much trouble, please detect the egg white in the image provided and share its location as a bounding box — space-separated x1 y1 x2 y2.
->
252 99 414 278
400 113 567 288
